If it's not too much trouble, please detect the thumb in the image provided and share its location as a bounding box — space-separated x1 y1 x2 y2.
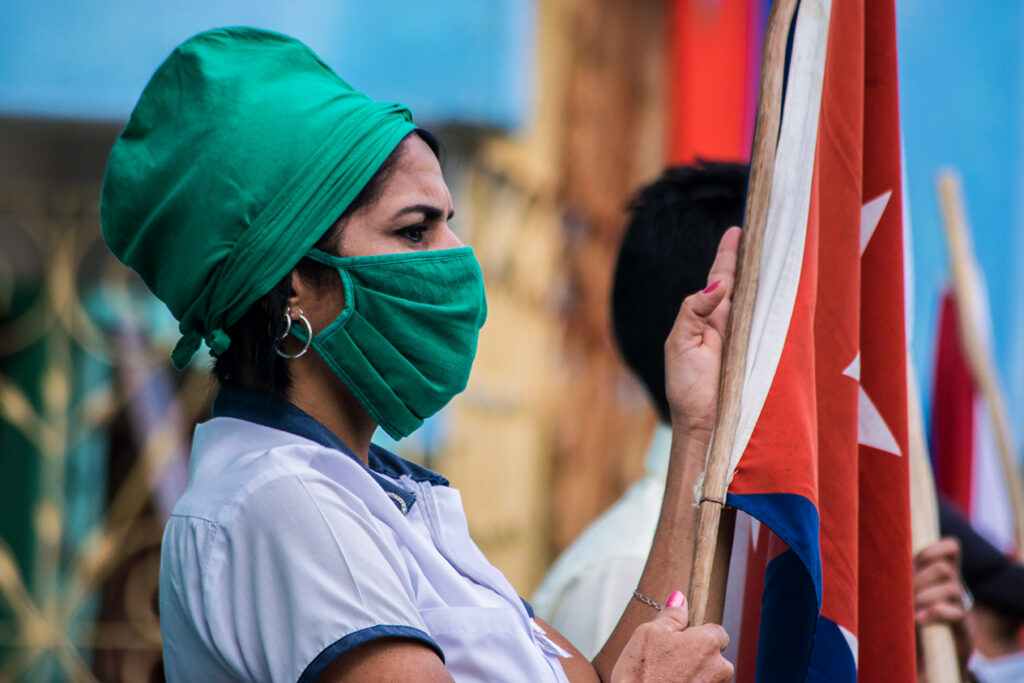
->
683 279 729 320
652 590 690 632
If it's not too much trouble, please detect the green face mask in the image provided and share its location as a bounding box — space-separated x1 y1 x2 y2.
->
296 246 487 439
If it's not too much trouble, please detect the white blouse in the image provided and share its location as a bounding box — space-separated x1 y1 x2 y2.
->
159 386 570 682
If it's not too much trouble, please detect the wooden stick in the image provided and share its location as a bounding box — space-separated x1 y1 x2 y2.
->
704 508 736 626
936 170 1024 555
907 353 962 683
686 0 797 625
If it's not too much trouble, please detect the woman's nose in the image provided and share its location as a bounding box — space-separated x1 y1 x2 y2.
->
439 226 465 249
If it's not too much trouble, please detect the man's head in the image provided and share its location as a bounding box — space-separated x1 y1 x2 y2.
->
611 161 748 423
939 499 1024 656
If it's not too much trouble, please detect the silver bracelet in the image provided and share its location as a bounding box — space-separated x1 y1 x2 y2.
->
632 589 663 611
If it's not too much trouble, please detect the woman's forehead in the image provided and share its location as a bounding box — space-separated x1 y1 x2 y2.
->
373 137 452 217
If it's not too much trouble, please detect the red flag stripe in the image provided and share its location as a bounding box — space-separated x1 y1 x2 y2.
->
857 0 916 678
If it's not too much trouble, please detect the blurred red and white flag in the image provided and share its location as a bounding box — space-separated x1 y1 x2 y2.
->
930 286 1017 555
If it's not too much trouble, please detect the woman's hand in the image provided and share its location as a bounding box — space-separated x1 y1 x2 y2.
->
611 591 733 683
664 227 741 441
595 229 740 682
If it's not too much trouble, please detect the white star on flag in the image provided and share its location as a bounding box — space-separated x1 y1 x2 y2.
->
841 191 902 457
843 353 901 456
860 190 892 254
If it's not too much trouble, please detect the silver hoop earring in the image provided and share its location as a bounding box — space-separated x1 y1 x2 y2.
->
278 312 292 339
275 313 313 359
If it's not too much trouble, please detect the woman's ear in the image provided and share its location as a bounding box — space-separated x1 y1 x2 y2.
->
287 263 345 333
286 269 303 315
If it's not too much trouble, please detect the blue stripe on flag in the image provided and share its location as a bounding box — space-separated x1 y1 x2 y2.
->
806 615 857 682
727 491 822 605
754 549 819 682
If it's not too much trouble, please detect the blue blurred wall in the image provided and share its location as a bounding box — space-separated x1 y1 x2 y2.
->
897 1 1024 448
0 1 534 129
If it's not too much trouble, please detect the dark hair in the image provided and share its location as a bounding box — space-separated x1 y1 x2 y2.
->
938 498 1024 624
611 160 748 423
977 603 1024 643
212 128 440 396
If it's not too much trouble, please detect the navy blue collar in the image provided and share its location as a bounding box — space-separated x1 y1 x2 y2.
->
212 385 448 514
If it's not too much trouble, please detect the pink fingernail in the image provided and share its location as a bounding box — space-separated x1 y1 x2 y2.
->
666 590 684 608
703 280 722 294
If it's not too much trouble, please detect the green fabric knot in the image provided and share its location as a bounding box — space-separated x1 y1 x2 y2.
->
170 328 232 370
206 328 232 356
171 332 201 370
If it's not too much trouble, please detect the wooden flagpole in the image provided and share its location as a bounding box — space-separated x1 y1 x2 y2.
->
686 0 797 625
936 170 1024 556
907 353 962 683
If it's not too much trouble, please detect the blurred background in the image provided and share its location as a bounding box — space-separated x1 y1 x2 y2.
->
1 0 1022 680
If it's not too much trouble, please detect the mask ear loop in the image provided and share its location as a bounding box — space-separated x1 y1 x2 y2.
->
275 308 313 359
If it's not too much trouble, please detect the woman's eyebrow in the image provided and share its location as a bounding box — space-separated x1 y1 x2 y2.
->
392 204 455 221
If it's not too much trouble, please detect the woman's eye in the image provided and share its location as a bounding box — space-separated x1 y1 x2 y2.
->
398 225 427 243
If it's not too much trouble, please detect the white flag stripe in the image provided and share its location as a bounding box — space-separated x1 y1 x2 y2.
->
839 625 859 668
966 260 994 353
728 0 834 475
721 511 754 667
971 394 1016 552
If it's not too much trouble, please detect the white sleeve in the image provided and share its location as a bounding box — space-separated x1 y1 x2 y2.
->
545 557 645 659
205 473 442 682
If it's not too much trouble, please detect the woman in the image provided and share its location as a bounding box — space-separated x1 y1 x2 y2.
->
102 27 736 682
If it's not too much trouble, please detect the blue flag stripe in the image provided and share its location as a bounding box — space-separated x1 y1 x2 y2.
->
727 491 822 605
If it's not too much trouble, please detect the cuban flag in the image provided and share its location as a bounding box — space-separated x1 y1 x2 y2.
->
720 0 916 679
931 286 1019 555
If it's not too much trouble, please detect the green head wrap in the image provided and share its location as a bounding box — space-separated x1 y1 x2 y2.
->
101 27 416 369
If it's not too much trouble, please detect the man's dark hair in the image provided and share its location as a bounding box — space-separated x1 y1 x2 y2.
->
212 128 440 397
939 498 1024 625
611 160 748 423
